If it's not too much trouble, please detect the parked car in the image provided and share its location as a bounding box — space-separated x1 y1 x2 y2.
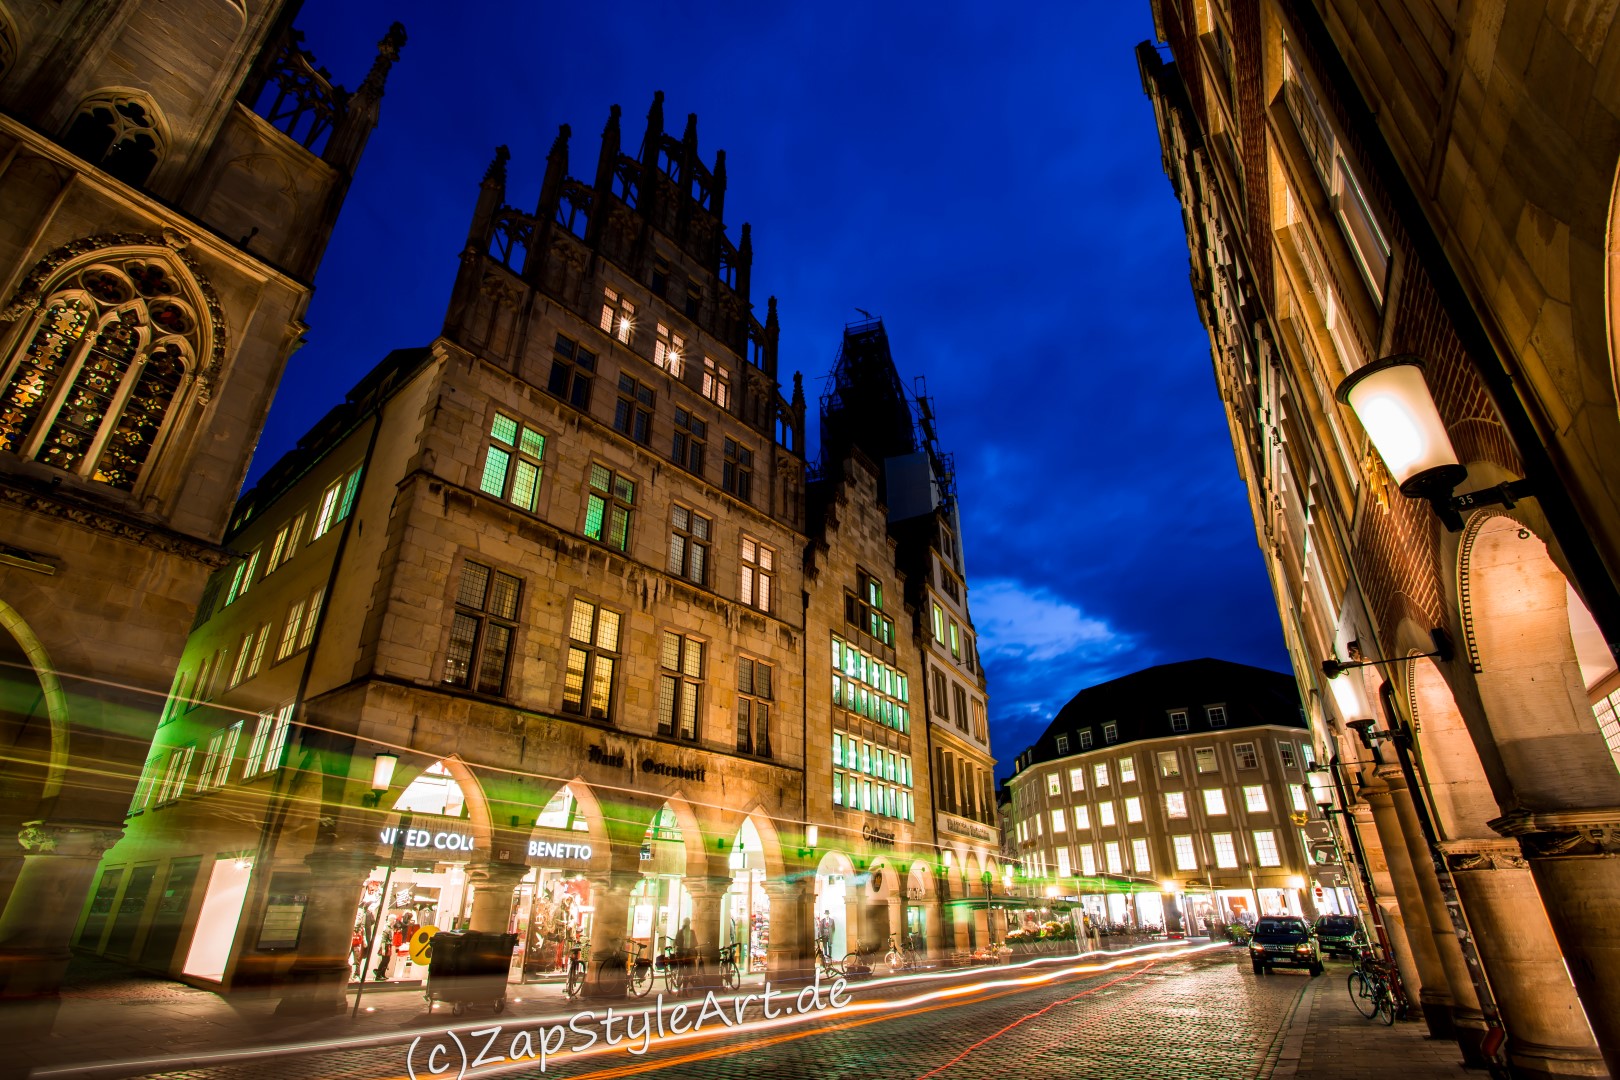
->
1312 915 1365 958
1248 916 1323 976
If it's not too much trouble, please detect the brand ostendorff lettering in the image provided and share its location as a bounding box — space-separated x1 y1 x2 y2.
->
639 757 706 782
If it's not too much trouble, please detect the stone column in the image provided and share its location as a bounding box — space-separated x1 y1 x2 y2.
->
885 895 904 950
1443 841 1604 1079
1503 813 1620 1078
0 821 123 997
274 847 378 1016
763 878 811 985
683 875 732 989
465 861 529 933
1383 768 1488 1061
583 871 636 1000
1362 781 1460 1038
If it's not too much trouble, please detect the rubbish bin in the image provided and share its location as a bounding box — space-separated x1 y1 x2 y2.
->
424 930 517 1016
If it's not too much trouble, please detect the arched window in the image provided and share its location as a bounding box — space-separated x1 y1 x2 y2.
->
63 93 165 187
0 259 196 491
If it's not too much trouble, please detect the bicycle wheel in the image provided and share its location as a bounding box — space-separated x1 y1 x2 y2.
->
668 963 686 995
884 949 901 973
720 959 740 991
1348 971 1378 1019
842 953 864 976
1378 987 1397 1026
630 962 653 997
565 962 584 1000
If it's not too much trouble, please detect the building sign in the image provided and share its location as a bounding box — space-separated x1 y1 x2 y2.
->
641 757 706 782
941 815 993 843
527 839 592 863
862 823 896 848
588 745 626 768
378 826 476 853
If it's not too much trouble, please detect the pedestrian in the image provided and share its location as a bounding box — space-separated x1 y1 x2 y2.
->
675 916 696 965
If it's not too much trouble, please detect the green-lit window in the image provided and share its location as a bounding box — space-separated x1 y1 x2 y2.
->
846 773 857 807
583 464 634 551
833 732 843 764
480 411 545 512
833 772 843 805
861 780 871 812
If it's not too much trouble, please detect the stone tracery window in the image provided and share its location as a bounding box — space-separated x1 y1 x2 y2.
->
63 94 165 187
1 260 197 491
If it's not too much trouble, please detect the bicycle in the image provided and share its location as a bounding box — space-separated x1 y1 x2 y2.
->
1348 946 1398 1026
817 943 870 979
625 940 654 997
564 942 589 1001
716 942 743 991
884 932 918 974
654 942 689 996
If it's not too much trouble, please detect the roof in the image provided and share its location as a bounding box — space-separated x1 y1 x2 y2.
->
1012 658 1303 775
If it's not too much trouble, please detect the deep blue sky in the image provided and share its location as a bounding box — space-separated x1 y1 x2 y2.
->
259 1 1289 781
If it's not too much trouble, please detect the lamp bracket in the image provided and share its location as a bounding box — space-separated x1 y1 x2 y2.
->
1433 478 1534 532
1322 628 1454 678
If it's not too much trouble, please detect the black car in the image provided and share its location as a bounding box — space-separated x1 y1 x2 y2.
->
1313 914 1365 958
1248 915 1323 976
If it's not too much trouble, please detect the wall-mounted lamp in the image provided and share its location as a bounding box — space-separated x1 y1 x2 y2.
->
362 752 398 807
1346 717 1411 752
1321 628 1454 680
1336 355 1534 531
1306 763 1337 809
797 824 818 859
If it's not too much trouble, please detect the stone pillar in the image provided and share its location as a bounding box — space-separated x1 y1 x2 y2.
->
0 821 123 997
1383 769 1488 1061
683 875 732 989
1362 782 1460 1038
763 878 811 985
465 861 529 933
885 895 903 949
583 871 635 1000
274 847 377 1016
1443 842 1605 1079
914 896 942 957
1504 814 1620 1079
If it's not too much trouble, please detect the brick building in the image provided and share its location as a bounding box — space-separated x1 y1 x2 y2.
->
79 99 1002 1010
0 0 401 997
1140 3 1620 1076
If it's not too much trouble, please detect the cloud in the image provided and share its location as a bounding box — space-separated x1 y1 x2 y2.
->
973 579 1137 665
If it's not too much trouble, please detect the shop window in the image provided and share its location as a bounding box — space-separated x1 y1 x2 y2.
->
480 411 545 512
442 561 520 695
395 761 467 817
740 535 772 611
613 375 654 444
548 334 595 410
666 505 709 586
244 702 294 776
672 408 705 475
536 785 590 831
737 657 773 757
657 631 704 740
583 464 634 551
563 598 621 721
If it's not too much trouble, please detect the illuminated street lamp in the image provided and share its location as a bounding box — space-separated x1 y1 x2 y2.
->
362 751 398 807
1336 355 1533 530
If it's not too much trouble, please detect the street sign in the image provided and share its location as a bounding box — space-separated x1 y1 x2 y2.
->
408 924 438 965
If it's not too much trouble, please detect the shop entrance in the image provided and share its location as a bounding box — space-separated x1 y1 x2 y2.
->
725 818 769 972
182 857 253 982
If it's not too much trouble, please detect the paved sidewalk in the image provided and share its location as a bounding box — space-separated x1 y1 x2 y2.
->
1270 965 1475 1079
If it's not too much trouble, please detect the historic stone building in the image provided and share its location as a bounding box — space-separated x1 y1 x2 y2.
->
81 99 1003 1011
1140 2 1620 1076
1004 660 1337 934
0 0 402 997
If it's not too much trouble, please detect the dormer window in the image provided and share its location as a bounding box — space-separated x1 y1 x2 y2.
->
1207 705 1227 728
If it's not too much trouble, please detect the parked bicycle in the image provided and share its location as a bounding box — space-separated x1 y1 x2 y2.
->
884 932 918 974
716 941 743 991
653 941 689 995
817 942 870 979
626 940 654 997
1348 946 1398 1025
563 942 590 1001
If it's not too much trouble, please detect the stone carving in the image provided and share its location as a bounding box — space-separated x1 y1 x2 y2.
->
1491 808 1620 858
0 478 233 566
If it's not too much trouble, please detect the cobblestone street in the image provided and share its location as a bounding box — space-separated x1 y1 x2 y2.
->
9 946 1479 1080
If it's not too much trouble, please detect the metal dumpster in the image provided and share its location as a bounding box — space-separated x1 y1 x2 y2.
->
424 930 517 1016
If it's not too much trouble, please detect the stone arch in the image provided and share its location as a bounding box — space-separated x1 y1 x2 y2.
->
1458 513 1620 810
379 753 494 856
905 859 935 901
652 791 711 879
725 803 785 883
0 597 69 802
526 777 613 876
1403 654 1503 840
61 87 171 187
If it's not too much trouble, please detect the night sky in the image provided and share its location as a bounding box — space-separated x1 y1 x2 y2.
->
257 1 1290 780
